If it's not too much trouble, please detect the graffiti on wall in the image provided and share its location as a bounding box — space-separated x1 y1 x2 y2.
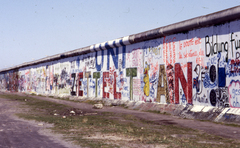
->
3 20 240 109
229 80 240 108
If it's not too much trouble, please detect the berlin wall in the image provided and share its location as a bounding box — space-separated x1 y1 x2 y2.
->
1 6 240 108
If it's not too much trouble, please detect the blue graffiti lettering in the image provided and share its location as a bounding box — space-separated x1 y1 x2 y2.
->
233 101 240 107
232 88 240 99
107 48 118 70
95 50 104 71
203 73 217 88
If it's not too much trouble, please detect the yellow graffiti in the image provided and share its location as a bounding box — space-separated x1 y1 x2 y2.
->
148 46 161 55
143 63 150 96
43 68 47 77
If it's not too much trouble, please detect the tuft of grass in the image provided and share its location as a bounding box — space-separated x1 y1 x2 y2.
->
48 96 55 98
83 100 102 105
146 110 171 115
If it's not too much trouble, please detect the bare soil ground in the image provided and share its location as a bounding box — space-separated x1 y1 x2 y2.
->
0 96 80 148
1 91 240 147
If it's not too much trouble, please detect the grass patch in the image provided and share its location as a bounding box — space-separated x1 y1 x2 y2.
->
146 110 171 115
1 93 240 148
83 100 100 105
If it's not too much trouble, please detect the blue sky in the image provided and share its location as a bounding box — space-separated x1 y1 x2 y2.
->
1 0 240 70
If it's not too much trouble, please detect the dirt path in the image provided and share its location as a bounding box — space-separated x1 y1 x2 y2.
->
7 92 240 140
0 97 80 148
1 91 240 148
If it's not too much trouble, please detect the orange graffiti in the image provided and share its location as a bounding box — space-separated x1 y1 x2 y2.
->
183 38 194 48
163 36 176 65
195 38 201 45
199 48 204 56
196 56 205 67
182 49 198 58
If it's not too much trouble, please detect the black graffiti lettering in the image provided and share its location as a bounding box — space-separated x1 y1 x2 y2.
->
205 35 218 57
213 35 218 55
205 35 211 57
236 52 240 59
224 42 228 52
231 32 240 51
231 32 235 57
235 39 240 50
205 35 230 60
224 41 229 62
218 42 223 53
209 65 216 82
71 73 76 96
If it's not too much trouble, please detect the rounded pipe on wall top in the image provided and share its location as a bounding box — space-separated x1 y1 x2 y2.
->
129 5 240 44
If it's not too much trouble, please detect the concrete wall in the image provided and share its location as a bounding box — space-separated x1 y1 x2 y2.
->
2 6 240 109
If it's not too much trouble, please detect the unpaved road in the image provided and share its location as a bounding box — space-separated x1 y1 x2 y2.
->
0 96 80 148
1 91 240 147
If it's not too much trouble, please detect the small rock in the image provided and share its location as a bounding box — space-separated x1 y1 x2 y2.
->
233 131 237 134
93 103 103 109
38 123 43 126
62 116 66 118
25 99 27 101
54 113 58 116
70 111 75 114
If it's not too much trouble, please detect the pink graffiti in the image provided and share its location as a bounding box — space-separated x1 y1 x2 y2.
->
133 79 141 96
163 36 176 65
229 80 240 108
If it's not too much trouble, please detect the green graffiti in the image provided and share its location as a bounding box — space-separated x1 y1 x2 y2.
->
126 68 137 100
93 72 100 97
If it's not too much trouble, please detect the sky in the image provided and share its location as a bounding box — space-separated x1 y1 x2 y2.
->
1 0 240 70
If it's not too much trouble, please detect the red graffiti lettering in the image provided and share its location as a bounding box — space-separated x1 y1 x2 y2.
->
195 38 201 45
183 38 194 48
179 41 183 50
174 63 192 104
103 72 109 98
78 72 83 96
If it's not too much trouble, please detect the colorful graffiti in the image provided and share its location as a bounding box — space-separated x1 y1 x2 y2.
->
156 64 169 103
143 62 150 97
3 19 240 109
